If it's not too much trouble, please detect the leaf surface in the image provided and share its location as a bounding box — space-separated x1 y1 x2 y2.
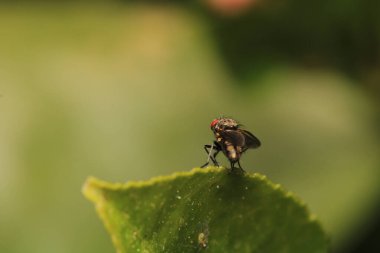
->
83 167 328 253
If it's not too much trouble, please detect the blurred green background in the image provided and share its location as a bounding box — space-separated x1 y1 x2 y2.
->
1 1 380 253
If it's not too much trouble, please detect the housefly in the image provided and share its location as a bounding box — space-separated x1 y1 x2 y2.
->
201 117 261 171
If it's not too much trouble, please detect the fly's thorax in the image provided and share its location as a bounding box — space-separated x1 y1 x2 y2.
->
211 117 239 132
218 118 238 128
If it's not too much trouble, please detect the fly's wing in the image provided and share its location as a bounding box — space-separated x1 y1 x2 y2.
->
220 129 245 147
240 129 261 151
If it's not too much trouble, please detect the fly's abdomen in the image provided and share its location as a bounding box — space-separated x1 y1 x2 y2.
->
225 143 241 162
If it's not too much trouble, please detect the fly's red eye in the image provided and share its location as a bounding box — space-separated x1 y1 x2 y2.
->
210 119 219 128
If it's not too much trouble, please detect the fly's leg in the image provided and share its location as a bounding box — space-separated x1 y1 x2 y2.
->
201 144 218 168
212 149 220 166
210 141 221 166
237 160 246 173
228 160 245 174
201 142 221 168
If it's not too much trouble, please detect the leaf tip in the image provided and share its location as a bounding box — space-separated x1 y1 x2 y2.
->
82 176 105 203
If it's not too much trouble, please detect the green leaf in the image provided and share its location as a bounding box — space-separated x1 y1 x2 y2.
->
82 167 329 253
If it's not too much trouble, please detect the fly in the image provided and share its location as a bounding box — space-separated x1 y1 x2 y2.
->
201 117 261 172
